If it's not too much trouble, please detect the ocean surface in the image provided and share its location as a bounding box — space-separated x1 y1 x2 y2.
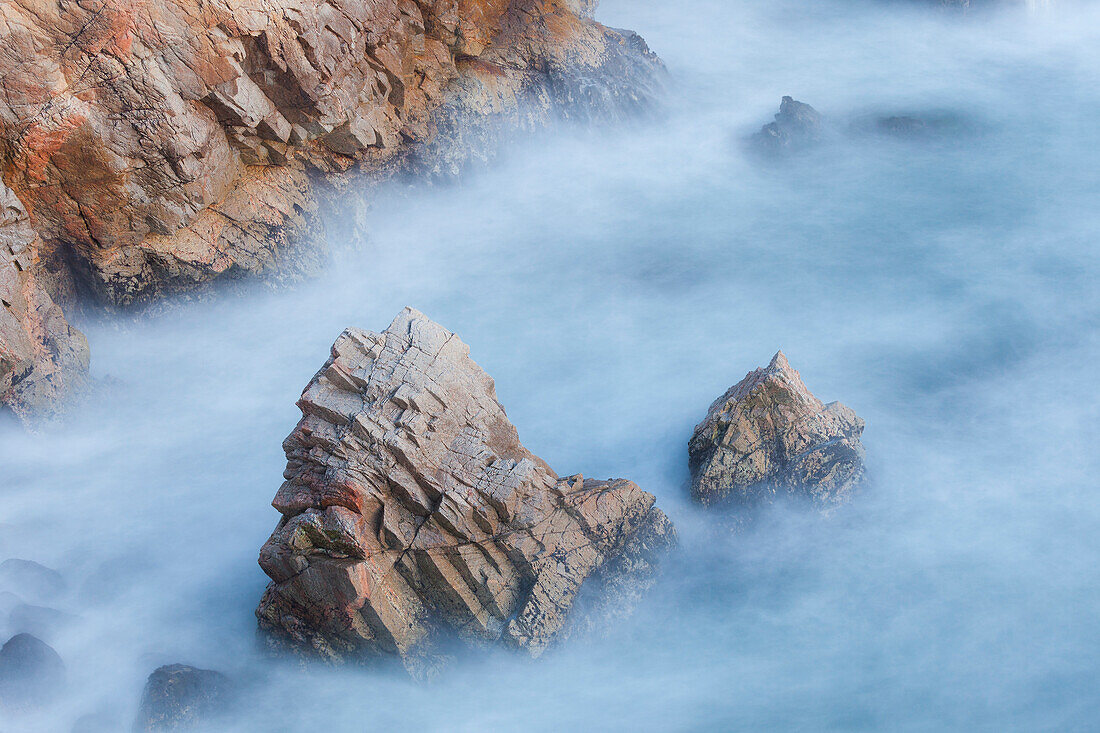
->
3 0 1099 729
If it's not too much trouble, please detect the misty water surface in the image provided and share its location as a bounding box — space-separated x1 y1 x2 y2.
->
2 0 1099 730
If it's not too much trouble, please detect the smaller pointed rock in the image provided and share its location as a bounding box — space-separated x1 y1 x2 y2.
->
750 97 824 154
689 352 865 508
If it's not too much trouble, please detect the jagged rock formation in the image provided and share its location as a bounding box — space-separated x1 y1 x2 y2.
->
256 308 674 674
0 0 664 421
689 351 865 508
749 96 823 155
134 664 233 732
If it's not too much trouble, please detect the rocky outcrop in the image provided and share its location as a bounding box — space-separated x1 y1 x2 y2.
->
256 308 674 674
0 559 67 604
0 0 663 420
749 96 823 155
134 664 233 732
689 352 865 508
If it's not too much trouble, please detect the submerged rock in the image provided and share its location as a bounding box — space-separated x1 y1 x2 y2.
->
133 664 233 732
0 559 66 604
7 603 74 641
749 96 824 154
689 352 865 508
256 308 675 674
850 111 973 140
0 633 65 711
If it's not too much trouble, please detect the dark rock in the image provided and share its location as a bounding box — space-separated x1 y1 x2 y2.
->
689 351 865 509
0 559 66 603
7 603 74 641
0 633 65 711
133 664 233 732
851 111 973 140
749 96 824 154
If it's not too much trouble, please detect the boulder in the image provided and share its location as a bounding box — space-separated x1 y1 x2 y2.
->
749 96 824 154
7 603 74 641
256 308 675 674
133 664 232 732
852 111 972 140
689 352 865 508
0 633 65 711
0 559 67 604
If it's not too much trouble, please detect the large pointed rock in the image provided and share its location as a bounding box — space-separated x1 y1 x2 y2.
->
689 352 865 508
256 308 674 674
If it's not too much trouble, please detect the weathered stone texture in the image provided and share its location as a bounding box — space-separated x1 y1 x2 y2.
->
0 0 664 420
257 308 674 674
689 351 865 508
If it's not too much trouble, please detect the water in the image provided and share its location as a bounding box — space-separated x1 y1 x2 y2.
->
3 0 1099 729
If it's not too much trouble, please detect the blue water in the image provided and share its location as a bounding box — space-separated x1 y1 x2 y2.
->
2 0 1099 729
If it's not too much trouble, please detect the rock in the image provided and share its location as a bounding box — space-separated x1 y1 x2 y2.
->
0 559 67 604
749 96 824 155
1 182 89 422
689 351 865 508
72 711 122 733
412 20 666 178
133 664 233 732
0 591 20 618
0 633 65 711
852 111 972 140
7 603 74 642
0 0 664 419
256 307 675 674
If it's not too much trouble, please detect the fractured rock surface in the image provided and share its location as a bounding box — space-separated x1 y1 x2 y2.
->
689 351 865 508
0 0 664 419
257 307 674 673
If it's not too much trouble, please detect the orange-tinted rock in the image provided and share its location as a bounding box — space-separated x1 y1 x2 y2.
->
256 308 675 674
0 0 662 305
0 0 663 419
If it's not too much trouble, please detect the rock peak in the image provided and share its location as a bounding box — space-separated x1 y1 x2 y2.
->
258 309 675 674
689 354 865 508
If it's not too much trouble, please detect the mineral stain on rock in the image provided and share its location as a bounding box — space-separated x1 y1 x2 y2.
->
256 307 675 675
689 351 865 509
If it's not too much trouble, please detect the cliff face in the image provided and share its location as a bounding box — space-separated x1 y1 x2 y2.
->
0 0 664 419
